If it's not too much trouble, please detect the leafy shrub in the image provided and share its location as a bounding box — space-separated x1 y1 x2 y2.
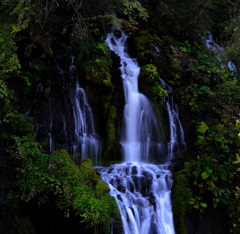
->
14 136 120 233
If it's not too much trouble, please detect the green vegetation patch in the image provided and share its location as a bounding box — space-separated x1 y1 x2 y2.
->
15 136 121 233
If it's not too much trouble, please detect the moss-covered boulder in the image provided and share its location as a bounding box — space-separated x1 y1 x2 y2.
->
133 30 162 66
58 149 71 160
172 163 193 234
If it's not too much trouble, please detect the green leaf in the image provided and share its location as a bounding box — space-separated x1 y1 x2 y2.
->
200 203 207 208
196 122 209 134
201 171 209 180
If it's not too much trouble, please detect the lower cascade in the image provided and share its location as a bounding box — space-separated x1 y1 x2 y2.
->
96 162 175 234
96 31 185 233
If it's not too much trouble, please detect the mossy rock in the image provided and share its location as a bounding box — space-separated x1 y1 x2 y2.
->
80 158 93 169
102 79 113 95
133 35 149 53
58 149 71 161
104 106 117 160
137 51 150 66
133 31 161 56
172 165 193 234
95 180 110 197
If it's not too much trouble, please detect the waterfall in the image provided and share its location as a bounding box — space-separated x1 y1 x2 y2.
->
107 33 163 163
68 53 101 163
27 51 101 163
96 31 185 234
201 30 237 74
159 78 186 160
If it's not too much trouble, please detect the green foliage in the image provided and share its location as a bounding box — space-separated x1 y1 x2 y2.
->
196 121 209 134
0 0 34 74
96 42 109 56
188 154 237 210
140 64 159 80
7 190 14 200
14 136 120 233
151 82 168 106
123 0 148 22
4 113 34 136
105 106 117 160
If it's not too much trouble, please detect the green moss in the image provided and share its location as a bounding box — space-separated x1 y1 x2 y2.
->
172 166 193 234
105 106 117 160
134 35 148 53
102 79 113 94
58 149 71 160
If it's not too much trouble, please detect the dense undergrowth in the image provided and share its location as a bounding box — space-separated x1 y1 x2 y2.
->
1 0 240 233
13 135 120 233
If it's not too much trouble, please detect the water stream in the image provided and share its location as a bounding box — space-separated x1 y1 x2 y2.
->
201 30 237 74
96 32 184 234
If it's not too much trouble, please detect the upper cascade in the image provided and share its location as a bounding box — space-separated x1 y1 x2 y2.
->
201 30 237 73
106 32 163 162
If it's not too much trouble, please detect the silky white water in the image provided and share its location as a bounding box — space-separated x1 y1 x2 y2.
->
106 33 163 163
97 32 181 234
68 54 101 163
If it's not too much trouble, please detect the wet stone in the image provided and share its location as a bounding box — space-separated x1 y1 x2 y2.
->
128 181 134 193
142 170 153 181
117 194 123 202
117 185 126 193
149 222 158 234
132 166 138 175
156 174 160 178
113 29 122 38
108 167 114 173
110 38 116 46
142 192 149 197
125 166 130 175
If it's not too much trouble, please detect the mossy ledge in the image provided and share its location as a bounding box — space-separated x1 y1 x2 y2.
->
171 163 193 234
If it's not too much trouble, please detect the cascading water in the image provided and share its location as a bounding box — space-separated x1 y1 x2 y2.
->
201 30 237 74
27 50 101 163
96 31 185 234
68 53 101 163
107 33 164 163
159 78 186 160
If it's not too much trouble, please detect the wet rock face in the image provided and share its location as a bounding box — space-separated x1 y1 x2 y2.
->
132 166 138 175
117 184 126 193
113 29 122 38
